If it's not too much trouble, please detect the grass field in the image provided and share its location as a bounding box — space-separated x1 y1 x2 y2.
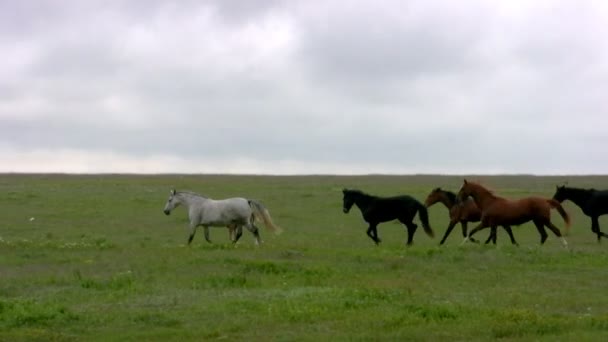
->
2 174 608 341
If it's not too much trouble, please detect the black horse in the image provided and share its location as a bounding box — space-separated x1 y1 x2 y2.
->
553 185 608 241
342 189 434 245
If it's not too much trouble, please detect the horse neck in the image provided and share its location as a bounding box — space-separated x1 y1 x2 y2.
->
177 192 206 209
352 193 374 210
468 185 496 209
563 188 592 207
438 191 457 209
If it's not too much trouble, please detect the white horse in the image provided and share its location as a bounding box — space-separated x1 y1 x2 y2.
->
163 190 282 245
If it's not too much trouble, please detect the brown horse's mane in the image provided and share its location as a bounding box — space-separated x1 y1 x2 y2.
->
466 180 497 198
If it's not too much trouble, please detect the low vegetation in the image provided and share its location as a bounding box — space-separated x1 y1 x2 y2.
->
1 174 608 341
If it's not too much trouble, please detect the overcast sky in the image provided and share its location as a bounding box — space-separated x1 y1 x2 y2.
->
1 0 607 174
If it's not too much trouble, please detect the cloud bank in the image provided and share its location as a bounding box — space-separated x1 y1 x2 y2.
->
1 0 607 174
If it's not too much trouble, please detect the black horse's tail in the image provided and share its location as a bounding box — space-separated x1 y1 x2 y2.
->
416 202 434 238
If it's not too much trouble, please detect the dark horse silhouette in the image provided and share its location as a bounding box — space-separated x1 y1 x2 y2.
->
553 185 608 241
457 180 570 246
425 187 486 245
342 189 434 245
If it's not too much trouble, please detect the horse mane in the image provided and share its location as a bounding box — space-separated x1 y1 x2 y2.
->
443 190 457 203
567 185 594 191
430 187 458 205
562 186 596 195
466 181 496 197
176 190 209 199
343 189 374 198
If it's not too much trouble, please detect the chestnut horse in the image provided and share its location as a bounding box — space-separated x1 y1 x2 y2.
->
457 180 570 246
425 188 486 245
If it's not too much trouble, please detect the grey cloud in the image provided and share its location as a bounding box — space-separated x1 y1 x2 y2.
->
209 0 287 23
298 12 481 84
1 0 607 174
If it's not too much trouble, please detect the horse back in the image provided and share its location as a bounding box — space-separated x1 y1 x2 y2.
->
588 190 608 215
364 196 421 222
482 196 550 225
200 197 251 225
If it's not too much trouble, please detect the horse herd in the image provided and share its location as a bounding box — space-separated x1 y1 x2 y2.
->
163 180 608 247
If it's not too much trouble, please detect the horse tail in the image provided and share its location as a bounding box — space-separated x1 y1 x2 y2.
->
416 201 434 238
248 199 283 235
547 199 571 235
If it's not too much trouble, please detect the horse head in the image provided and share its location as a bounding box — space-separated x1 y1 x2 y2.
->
456 179 473 203
424 187 443 207
163 189 179 215
553 185 568 202
342 188 356 213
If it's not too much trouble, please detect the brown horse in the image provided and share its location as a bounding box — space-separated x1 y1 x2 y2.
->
425 188 484 245
457 180 570 246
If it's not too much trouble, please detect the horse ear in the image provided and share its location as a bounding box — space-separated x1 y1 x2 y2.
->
463 179 468 185
170 189 176 195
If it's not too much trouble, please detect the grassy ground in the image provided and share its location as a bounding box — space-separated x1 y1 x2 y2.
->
1 174 608 341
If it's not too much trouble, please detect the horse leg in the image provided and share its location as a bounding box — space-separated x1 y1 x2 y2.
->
366 225 376 244
483 225 500 245
533 220 548 245
233 225 244 244
203 225 212 244
188 224 198 245
367 224 380 245
245 222 262 245
405 221 418 246
484 227 495 245
439 220 457 245
463 222 487 244
544 220 568 248
373 224 382 244
591 217 605 242
461 221 469 238
501 225 518 246
227 224 237 242
227 225 233 242
462 221 480 243
598 219 608 240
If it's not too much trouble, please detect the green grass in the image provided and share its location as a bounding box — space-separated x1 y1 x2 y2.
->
1 174 608 341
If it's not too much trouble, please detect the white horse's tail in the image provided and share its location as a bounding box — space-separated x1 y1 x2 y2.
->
248 199 283 235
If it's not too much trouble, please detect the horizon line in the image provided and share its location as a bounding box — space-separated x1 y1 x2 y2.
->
1 172 607 177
